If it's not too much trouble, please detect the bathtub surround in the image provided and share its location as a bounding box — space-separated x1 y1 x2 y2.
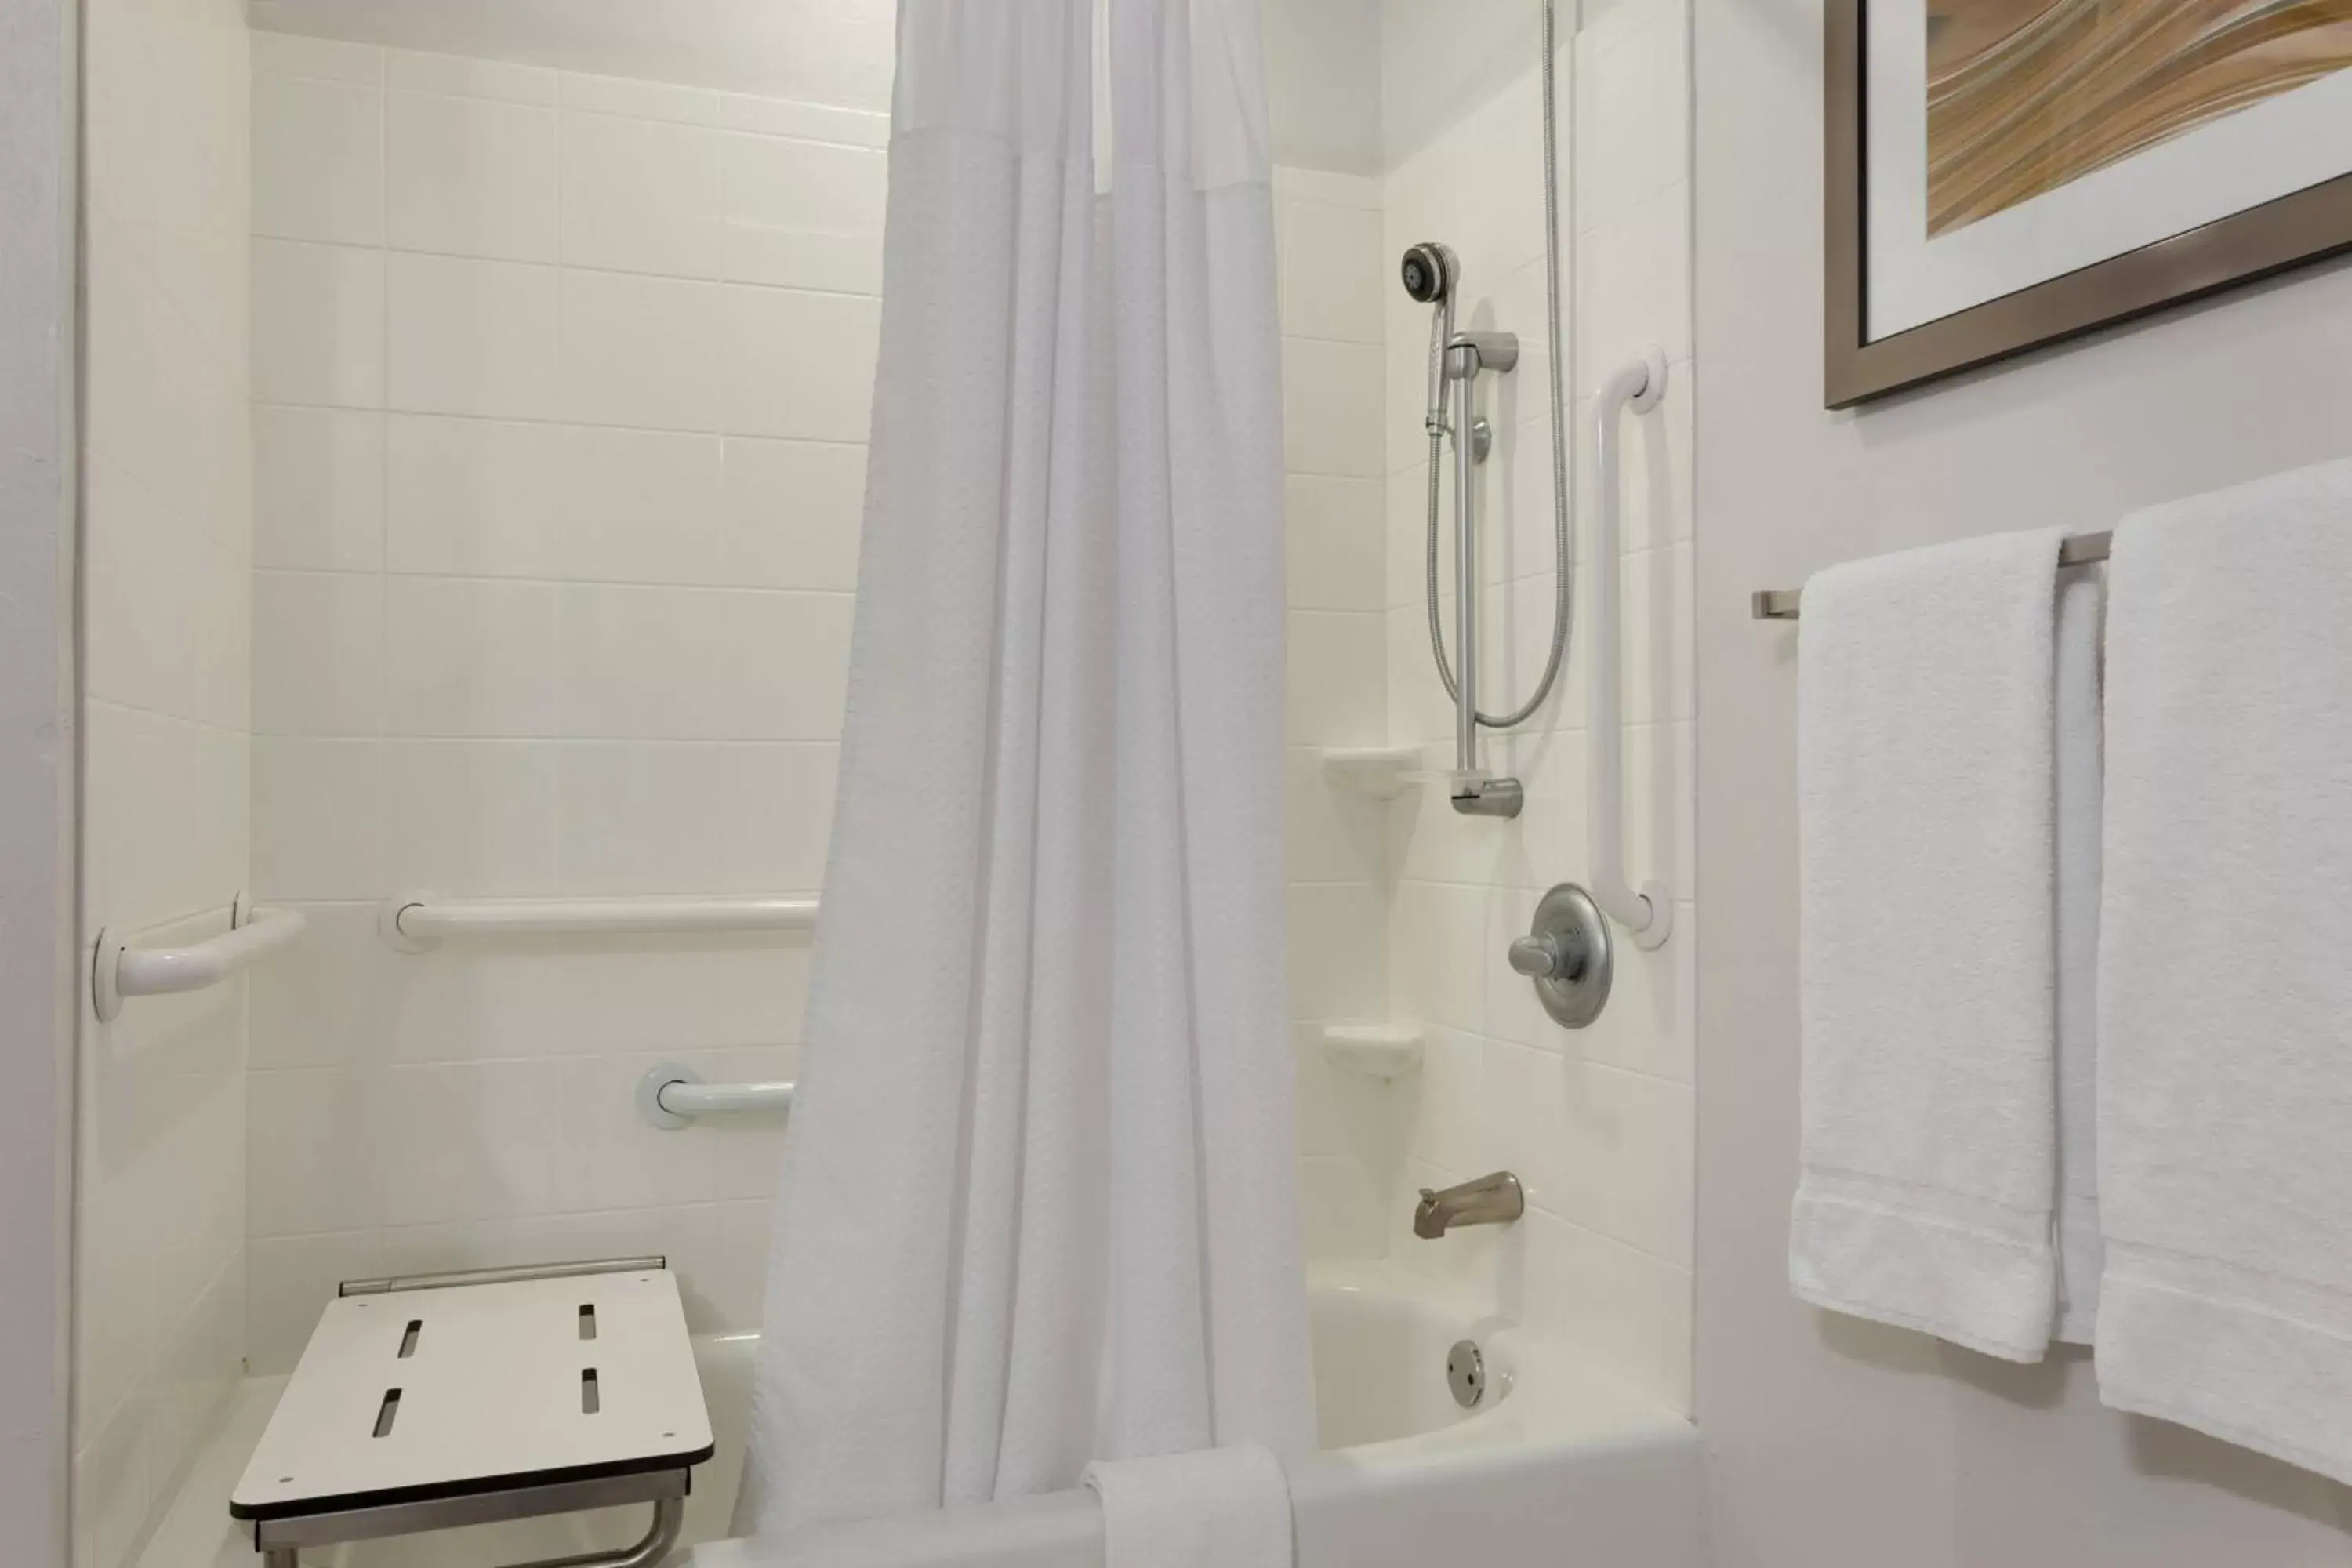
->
1697 0 2352 1555
75 0 256 1563
742 0 1312 1532
2094 468 2352 1486
234 31 1386 1385
1276 162 1394 1266
1792 529 2088 1363
1378 0 1699 1414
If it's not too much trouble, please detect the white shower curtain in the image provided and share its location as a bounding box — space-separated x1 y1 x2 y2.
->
738 0 1313 1537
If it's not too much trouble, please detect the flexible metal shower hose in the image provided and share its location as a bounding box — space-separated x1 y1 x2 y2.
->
1425 0 1573 731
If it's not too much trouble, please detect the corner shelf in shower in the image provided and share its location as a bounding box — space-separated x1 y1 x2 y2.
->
1320 1023 1425 1080
1319 746 1424 800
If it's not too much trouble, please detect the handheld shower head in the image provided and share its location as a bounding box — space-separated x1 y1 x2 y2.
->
1399 241 1456 305
1406 243 1461 432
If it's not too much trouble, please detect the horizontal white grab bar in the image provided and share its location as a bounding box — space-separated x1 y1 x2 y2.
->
663 1078 795 1118
93 902 307 1022
637 1063 794 1129
383 891 818 949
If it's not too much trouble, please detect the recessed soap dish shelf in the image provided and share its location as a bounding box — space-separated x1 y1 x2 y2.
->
1321 1023 1425 1079
1319 746 1425 800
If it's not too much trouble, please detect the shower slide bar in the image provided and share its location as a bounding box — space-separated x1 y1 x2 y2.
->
93 898 307 1022
636 1062 794 1129
1748 531 2113 619
1591 350 1675 953
383 892 818 949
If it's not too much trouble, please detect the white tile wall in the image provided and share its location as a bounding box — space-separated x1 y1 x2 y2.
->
387 89 561 261
241 40 1393 1370
77 0 254 1562
1272 167 1396 1265
1376 0 1697 1414
241 34 889 1374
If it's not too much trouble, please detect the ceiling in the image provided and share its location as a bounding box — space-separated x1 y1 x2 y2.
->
248 0 1388 176
246 0 900 113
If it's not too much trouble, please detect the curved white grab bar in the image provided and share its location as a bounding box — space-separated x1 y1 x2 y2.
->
384 892 818 949
1588 349 1673 952
93 903 308 1022
637 1063 794 1129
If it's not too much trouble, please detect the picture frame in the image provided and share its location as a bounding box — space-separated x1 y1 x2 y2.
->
1825 0 2352 408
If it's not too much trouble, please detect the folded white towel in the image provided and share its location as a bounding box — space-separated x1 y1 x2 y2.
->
2051 569 2104 1344
2095 458 2352 1483
1792 527 2087 1362
1083 1446 1292 1568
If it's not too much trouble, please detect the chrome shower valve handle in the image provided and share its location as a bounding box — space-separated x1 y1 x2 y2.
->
1512 884 1613 1029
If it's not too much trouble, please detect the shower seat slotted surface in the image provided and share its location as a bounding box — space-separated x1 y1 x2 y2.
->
230 1268 713 1523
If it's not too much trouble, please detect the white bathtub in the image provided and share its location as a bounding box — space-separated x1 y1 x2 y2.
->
156 1263 1701 1568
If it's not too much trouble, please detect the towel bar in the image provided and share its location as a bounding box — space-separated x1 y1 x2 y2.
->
1751 530 2113 619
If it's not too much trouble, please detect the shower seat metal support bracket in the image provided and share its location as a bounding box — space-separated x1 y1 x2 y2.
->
254 1486 686 1568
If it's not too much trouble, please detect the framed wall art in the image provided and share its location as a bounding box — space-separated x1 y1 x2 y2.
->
1827 0 2352 407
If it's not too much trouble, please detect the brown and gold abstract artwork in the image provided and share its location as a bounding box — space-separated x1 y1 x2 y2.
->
1927 0 2352 236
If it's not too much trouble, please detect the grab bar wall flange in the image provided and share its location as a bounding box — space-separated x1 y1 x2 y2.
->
93 898 308 1022
1589 347 1674 952
636 1062 796 1130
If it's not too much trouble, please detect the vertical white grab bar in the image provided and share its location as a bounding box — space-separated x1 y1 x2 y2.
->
1588 348 1673 952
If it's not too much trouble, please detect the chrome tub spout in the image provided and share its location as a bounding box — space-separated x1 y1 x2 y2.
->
1414 1171 1525 1239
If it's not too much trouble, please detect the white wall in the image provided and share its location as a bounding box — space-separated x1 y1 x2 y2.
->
238 31 886 1370
1376 0 1697 1414
1378 0 1541 169
0 0 74 1556
74 0 254 1563
1264 0 1385 175
1694 0 2352 1555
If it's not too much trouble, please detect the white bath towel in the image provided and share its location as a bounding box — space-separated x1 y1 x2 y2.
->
2095 458 2352 1483
1791 527 2085 1362
2051 569 2104 1344
1084 1446 1293 1568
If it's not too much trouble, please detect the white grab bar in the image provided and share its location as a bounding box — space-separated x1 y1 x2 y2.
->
1588 349 1673 952
93 902 308 1022
637 1063 794 1129
383 891 818 950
